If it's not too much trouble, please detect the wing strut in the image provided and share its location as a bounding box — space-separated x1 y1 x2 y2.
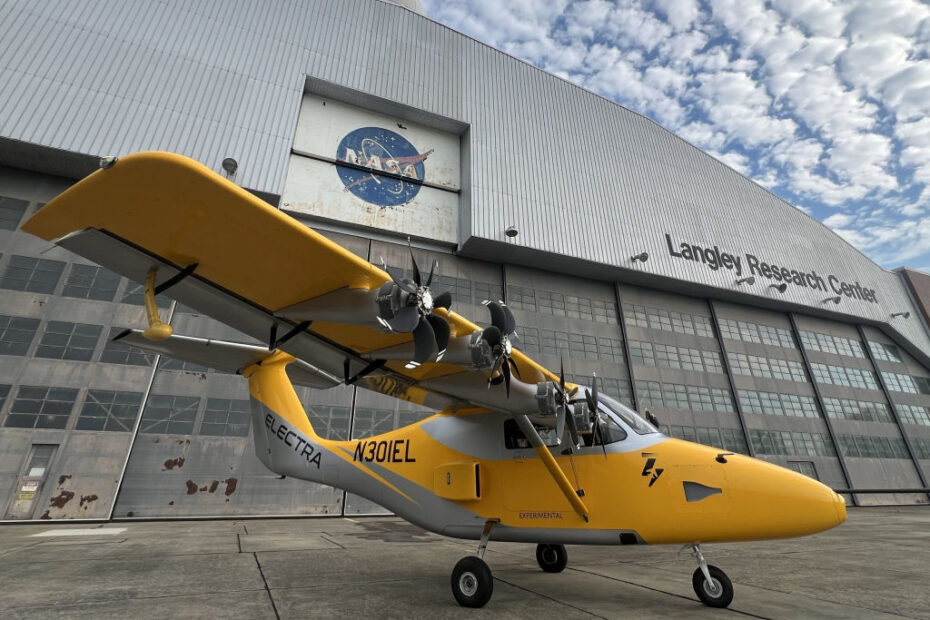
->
513 415 589 522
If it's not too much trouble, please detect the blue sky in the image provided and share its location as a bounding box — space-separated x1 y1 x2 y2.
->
419 0 930 271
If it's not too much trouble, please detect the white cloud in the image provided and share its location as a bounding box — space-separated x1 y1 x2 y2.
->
420 0 930 268
823 213 853 228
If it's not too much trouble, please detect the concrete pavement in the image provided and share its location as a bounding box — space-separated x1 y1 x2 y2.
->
0 507 927 619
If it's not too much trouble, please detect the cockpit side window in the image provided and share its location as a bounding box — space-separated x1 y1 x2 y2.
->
591 412 627 445
597 394 657 435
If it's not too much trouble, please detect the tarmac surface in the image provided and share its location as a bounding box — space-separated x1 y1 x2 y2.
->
0 506 927 619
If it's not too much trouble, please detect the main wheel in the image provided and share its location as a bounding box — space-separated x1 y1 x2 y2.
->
692 565 733 608
535 543 568 573
451 556 493 608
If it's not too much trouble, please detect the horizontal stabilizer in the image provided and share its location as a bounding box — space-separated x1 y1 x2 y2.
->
114 330 341 389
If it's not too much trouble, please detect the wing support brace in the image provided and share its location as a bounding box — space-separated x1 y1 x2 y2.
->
142 268 173 341
513 415 589 522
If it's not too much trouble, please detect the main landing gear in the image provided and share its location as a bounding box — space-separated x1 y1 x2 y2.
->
689 544 733 608
536 543 568 572
451 524 573 608
451 520 496 608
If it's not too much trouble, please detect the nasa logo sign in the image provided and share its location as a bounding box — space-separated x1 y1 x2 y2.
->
335 127 433 207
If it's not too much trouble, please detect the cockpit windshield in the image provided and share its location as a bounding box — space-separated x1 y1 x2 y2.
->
596 394 658 435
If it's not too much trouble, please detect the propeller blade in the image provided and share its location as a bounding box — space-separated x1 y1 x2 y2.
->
386 306 419 332
555 405 565 444
565 409 580 447
426 259 437 287
483 325 502 349
507 356 522 380
560 358 565 394
488 374 504 386
408 240 421 287
501 354 511 397
433 291 453 310
411 316 435 363
501 303 516 334
426 314 450 357
591 412 608 459
509 331 521 347
486 301 508 332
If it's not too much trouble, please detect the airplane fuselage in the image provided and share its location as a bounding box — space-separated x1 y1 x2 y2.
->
248 352 847 546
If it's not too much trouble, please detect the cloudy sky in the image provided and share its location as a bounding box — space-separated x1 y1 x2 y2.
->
419 0 930 271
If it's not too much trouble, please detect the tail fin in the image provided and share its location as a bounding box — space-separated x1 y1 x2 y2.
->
243 351 327 476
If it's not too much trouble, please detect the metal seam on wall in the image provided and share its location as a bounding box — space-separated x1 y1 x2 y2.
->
707 300 755 458
614 284 639 411
786 313 858 507
856 324 930 501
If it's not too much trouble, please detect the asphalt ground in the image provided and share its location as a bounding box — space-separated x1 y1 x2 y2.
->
0 506 927 619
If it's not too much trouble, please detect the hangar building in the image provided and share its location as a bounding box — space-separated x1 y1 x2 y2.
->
1 0 929 521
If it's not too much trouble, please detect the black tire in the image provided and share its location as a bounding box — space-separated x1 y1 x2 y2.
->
451 556 493 608
692 565 734 608
535 543 568 573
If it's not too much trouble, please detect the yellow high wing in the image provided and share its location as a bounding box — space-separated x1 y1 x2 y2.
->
22 151 555 388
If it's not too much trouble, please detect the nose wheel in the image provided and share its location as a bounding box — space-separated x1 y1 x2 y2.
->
689 544 733 608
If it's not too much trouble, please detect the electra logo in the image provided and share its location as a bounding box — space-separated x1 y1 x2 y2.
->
335 127 433 207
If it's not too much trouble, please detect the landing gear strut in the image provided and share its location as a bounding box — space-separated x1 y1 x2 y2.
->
536 543 568 572
689 544 733 608
451 520 497 607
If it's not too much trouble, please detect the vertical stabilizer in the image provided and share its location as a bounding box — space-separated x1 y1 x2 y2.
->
243 351 331 483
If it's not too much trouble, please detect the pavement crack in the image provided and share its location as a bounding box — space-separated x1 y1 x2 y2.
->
237 533 242 553
492 575 609 619
319 533 345 549
253 552 281 620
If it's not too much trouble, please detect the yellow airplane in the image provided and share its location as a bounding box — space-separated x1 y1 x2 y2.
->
23 152 847 609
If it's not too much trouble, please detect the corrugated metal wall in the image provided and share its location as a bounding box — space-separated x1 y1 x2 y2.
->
1 0 928 359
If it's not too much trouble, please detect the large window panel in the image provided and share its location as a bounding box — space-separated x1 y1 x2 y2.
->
0 315 39 356
139 395 200 434
200 398 251 437
62 264 122 301
0 196 29 230
35 321 102 361
76 390 143 431
4 386 77 429
0 255 65 293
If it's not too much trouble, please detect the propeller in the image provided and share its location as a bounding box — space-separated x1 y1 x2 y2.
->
379 241 453 366
585 373 608 460
483 300 522 396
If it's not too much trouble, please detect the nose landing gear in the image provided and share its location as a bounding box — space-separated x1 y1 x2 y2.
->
689 544 733 608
